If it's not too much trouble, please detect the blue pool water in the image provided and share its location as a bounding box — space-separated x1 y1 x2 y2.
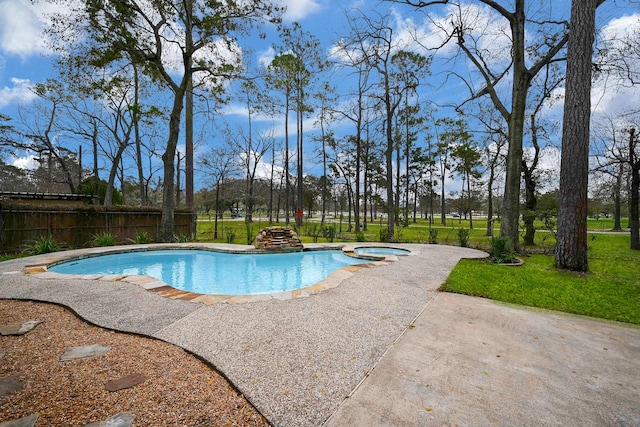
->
354 247 410 255
49 249 369 295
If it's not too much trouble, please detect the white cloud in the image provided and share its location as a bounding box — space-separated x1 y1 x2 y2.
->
276 0 322 22
12 154 39 170
591 13 640 116
258 47 275 68
329 3 508 66
394 2 507 56
600 13 639 41
222 102 279 123
591 77 640 117
0 0 57 58
0 77 36 108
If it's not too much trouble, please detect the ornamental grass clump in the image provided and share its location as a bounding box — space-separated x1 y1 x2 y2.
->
429 229 438 244
131 231 151 244
91 231 116 247
25 235 60 255
457 228 470 247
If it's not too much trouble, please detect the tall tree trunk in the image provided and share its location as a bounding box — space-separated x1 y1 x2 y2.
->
486 162 495 237
555 0 598 271
385 80 395 240
467 170 473 229
404 94 411 227
245 95 254 224
185 75 195 233
284 94 290 226
354 94 362 233
459 175 465 224
133 66 146 206
501 94 527 251
405 140 410 227
355 136 361 233
296 87 304 230
185 0 196 238
395 125 401 226
363 124 371 231
214 182 220 239
104 142 127 207
440 173 446 226
347 184 353 232
412 182 418 223
320 118 328 224
428 140 434 225
613 163 623 231
92 119 100 199
269 144 275 224
176 151 182 207
78 145 82 189
522 165 537 246
629 128 640 250
500 0 529 253
160 90 185 242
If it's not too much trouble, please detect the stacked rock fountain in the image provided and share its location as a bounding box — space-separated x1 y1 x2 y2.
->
254 226 303 251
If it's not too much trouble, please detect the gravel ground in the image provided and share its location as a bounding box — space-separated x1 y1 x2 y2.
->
0 299 268 426
0 243 488 426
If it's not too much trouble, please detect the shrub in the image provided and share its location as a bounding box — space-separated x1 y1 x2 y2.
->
457 228 470 247
25 235 59 255
356 231 366 242
379 227 390 243
91 231 116 247
488 236 515 263
308 223 322 243
393 227 404 243
322 224 336 242
429 229 438 244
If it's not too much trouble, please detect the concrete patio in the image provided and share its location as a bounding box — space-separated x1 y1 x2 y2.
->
1 243 638 426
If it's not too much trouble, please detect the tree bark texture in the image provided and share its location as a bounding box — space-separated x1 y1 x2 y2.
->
613 164 623 231
499 2 528 252
555 0 598 271
629 128 640 250
160 90 185 242
522 165 537 246
384 74 395 241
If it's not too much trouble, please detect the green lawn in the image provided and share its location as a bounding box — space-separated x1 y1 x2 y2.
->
196 216 560 249
441 234 640 325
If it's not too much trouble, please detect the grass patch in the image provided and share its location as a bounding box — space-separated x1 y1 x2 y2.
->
442 234 640 324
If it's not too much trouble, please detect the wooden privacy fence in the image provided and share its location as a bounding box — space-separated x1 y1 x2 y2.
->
0 201 194 253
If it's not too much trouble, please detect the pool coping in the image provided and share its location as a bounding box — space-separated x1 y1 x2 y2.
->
22 243 413 304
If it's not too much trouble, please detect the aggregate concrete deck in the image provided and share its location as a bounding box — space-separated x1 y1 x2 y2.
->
1 243 639 427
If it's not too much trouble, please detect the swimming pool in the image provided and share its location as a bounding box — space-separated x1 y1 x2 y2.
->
49 249 369 295
354 247 410 256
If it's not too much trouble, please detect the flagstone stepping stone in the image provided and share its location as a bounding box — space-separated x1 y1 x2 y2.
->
0 320 43 336
83 413 134 427
60 344 111 362
0 375 23 397
105 373 147 392
0 413 39 427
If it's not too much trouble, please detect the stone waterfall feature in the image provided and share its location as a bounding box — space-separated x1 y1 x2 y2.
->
254 226 303 251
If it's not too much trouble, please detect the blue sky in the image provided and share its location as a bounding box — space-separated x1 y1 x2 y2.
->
1 0 639 192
